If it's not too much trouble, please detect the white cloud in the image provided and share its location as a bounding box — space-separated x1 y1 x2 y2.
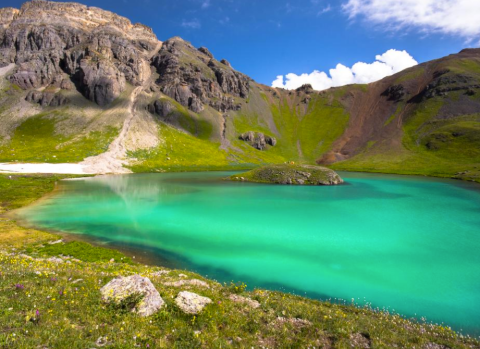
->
343 0 480 41
181 19 201 29
271 49 418 91
201 0 211 9
317 5 332 16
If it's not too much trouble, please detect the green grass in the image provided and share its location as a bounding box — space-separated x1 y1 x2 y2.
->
298 94 349 159
35 241 133 264
449 58 480 75
153 97 214 140
0 174 78 212
128 123 230 172
235 91 350 164
0 174 479 348
0 174 82 248
421 121 480 161
394 66 425 84
0 113 118 163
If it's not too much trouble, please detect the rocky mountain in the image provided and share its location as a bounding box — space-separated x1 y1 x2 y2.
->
0 0 479 181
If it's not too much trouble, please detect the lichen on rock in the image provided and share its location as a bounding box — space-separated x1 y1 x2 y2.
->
175 291 212 314
100 274 165 317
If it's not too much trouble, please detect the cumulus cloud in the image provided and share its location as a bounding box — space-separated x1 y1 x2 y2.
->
271 49 418 90
343 0 480 41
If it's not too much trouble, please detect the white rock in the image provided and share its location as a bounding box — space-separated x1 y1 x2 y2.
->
48 239 63 245
164 279 210 289
100 275 165 317
175 291 212 314
229 294 260 309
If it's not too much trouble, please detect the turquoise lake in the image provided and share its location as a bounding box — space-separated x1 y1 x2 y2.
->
17 171 480 335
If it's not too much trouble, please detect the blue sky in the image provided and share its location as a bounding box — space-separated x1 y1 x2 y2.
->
4 0 480 88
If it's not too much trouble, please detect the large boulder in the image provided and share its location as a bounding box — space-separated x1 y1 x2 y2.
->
100 275 165 317
175 291 212 314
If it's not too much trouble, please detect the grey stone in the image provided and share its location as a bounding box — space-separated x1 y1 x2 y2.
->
229 294 260 309
100 275 165 317
175 291 212 314
239 131 277 150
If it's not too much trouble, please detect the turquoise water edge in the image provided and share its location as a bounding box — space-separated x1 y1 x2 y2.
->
17 172 480 335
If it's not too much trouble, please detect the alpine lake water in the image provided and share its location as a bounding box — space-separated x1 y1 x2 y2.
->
16 171 480 335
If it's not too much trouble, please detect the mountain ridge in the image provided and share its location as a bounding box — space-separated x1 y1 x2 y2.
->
0 0 479 182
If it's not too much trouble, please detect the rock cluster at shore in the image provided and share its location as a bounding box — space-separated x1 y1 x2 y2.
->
231 164 344 185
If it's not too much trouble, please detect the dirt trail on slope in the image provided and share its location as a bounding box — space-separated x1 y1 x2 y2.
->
81 42 162 174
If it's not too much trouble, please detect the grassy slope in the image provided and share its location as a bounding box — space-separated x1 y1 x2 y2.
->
0 112 118 163
1 175 478 348
230 88 350 165
0 76 126 164
332 58 480 183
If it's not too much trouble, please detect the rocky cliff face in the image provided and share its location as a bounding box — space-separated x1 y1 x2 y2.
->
151 37 250 113
0 0 159 106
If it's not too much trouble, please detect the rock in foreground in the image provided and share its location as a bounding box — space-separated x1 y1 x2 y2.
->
100 275 165 317
175 291 212 314
231 164 343 185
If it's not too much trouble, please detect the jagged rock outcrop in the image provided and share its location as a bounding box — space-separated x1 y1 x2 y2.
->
208 59 249 98
382 84 406 102
0 8 18 29
151 37 250 113
198 47 213 58
0 0 159 106
209 96 241 113
77 59 126 106
239 131 276 150
296 84 314 94
422 73 480 99
220 59 231 67
25 90 70 107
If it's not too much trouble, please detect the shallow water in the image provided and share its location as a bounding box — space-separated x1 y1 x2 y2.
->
17 171 480 334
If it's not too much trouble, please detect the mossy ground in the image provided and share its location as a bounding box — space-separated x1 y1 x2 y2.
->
0 112 118 163
127 123 231 172
0 174 478 348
